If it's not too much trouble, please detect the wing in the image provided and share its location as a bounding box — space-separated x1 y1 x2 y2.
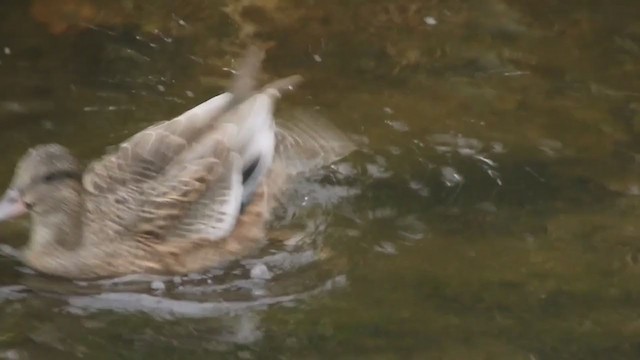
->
161 151 244 245
81 127 192 237
81 47 263 237
81 46 308 248
82 45 272 201
274 109 356 176
83 126 245 244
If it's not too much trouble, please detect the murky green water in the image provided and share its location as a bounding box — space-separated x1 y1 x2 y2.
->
1 0 640 358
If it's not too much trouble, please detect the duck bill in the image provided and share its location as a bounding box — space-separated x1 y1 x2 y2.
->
0 189 27 221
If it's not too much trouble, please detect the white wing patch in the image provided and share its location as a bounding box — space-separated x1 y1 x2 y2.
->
167 152 244 241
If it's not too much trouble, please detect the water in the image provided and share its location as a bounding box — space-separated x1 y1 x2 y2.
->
1 0 640 358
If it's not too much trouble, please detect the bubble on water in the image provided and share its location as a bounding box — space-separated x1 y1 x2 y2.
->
366 163 392 178
388 146 402 155
41 120 54 130
409 180 430 197
250 263 272 280
150 281 166 292
1 349 20 360
475 201 497 213
474 155 498 168
490 142 506 153
429 133 483 156
282 232 306 247
346 229 361 237
385 119 410 132
456 137 483 155
457 147 477 156
187 273 205 280
330 161 358 177
524 233 536 248
485 168 503 186
538 138 563 156
243 250 319 276
424 16 438 26
625 184 640 195
368 207 397 219
396 215 426 241
172 14 188 27
441 166 464 186
434 145 453 153
374 242 398 255
0 285 27 302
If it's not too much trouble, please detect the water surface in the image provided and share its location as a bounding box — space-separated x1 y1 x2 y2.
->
1 0 640 358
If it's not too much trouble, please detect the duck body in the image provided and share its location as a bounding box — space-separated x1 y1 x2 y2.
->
23 168 273 279
0 48 353 279
22 90 279 279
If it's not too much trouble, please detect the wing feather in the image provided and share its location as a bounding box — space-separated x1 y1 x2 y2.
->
80 47 314 249
164 152 244 243
275 109 356 175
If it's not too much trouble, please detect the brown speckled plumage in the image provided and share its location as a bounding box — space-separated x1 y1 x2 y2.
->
0 47 354 279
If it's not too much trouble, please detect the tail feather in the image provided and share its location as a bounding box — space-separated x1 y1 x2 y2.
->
226 46 265 108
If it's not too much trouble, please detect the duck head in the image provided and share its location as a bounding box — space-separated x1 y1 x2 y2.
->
0 144 81 222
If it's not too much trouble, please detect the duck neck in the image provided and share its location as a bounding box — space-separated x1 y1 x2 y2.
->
23 182 86 276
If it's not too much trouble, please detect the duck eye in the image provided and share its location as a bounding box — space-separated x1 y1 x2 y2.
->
40 171 80 184
42 172 61 183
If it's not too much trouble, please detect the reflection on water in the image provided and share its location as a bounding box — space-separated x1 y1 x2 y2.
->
1 0 640 358
65 275 347 319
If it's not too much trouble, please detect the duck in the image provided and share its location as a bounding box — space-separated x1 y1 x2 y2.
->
0 46 354 279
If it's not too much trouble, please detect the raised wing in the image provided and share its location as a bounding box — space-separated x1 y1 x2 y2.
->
81 125 242 244
81 46 305 247
275 109 356 176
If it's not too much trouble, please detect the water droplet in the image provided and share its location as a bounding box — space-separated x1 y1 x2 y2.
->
424 16 438 26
